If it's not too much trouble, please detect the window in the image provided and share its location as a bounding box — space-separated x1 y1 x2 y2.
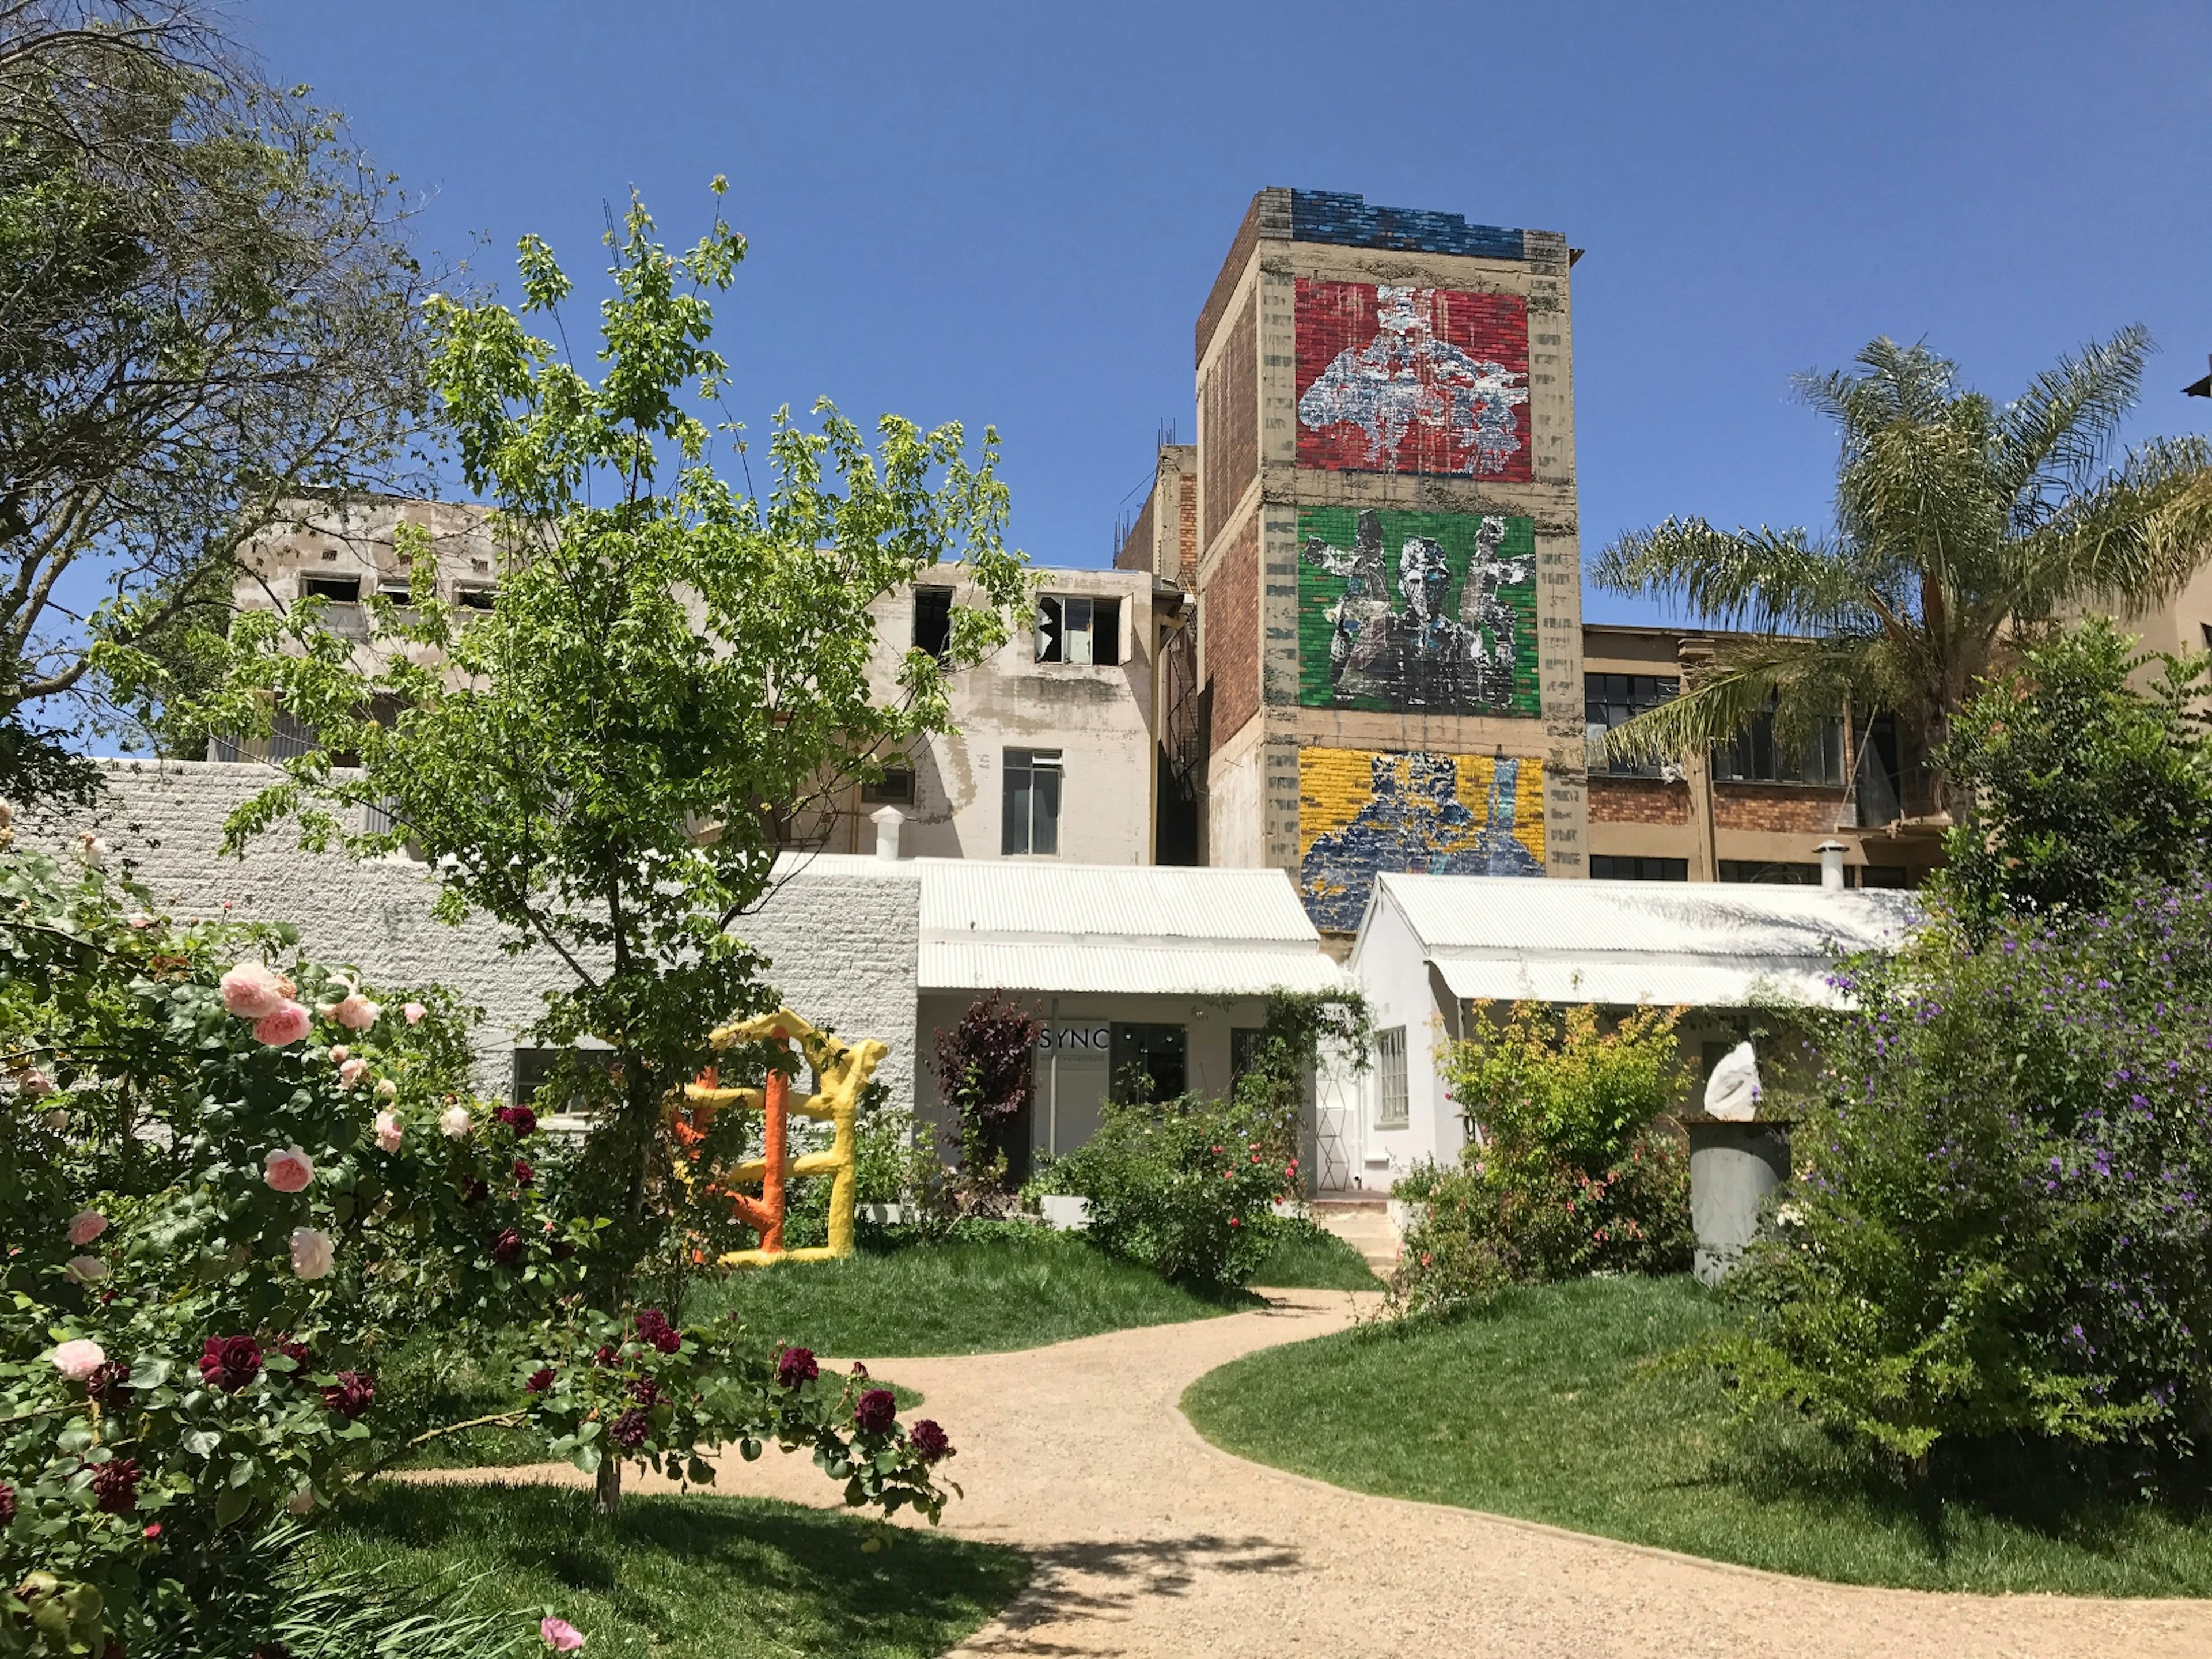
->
912 587 953 660
1717 859 1820 885
1230 1027 1265 1083
511 1046 618 1111
1713 707 1846 786
300 574 361 602
1589 855 1688 881
862 767 915 805
376 582 412 606
1374 1027 1408 1129
1001 748 1061 855
1583 673 1678 776
1035 595 1120 666
452 585 497 612
1858 864 1913 889
1109 1022 1187 1104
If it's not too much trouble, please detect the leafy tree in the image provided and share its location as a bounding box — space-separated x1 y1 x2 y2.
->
201 188 1027 1509
1938 618 2212 933
0 0 434 796
931 993 1041 1195
1593 334 2212 820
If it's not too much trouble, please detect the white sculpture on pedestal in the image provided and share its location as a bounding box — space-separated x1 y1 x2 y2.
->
1703 1041 1762 1122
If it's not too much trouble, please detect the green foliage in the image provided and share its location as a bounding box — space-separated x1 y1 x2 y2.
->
1938 618 2212 933
1390 1003 1691 1316
1717 884 2212 1472
1229 989 1372 1151
1247 1218 1382 1290
1592 334 2212 816
1040 1096 1295 1293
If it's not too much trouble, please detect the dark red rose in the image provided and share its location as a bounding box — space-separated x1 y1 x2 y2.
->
199 1335 262 1392
525 1366 555 1393
593 1344 618 1368
550 1239 576 1261
320 1370 374 1419
609 1407 649 1450
462 1177 488 1206
0 1480 14 1526
278 1339 312 1367
908 1418 951 1463
86 1361 131 1405
628 1376 660 1407
849 1362 868 1380
89 1456 138 1513
775 1346 818 1389
854 1388 896 1434
513 1158 535 1188
495 1104 537 1138
634 1308 680 1354
492 1228 524 1266
251 1643 293 1659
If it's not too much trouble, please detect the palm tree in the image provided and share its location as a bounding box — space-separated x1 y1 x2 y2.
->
1592 331 2212 824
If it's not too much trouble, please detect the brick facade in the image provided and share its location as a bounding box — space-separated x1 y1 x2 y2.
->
1206 516 1260 748
1587 777 1691 825
1713 785 1848 834
1202 294 1257 552
1176 471 1198 586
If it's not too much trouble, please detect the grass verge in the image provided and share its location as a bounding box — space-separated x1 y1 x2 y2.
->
684 1228 1249 1356
1181 1273 2212 1596
1249 1219 1384 1290
324 1482 1028 1659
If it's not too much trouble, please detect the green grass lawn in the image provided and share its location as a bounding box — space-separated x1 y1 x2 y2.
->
1183 1274 2212 1596
1249 1218 1384 1290
325 1482 1028 1659
684 1229 1249 1356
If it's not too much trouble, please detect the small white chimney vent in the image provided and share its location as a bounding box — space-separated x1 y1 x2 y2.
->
1815 839 1847 892
871 805 904 861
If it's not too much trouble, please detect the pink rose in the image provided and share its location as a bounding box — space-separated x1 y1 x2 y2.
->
540 1616 585 1651
21 1068 52 1099
253 1001 311 1047
439 1105 471 1139
124 911 157 930
403 1001 427 1025
373 1110 403 1153
329 1046 350 1063
374 1078 397 1100
338 1057 369 1089
219 961 291 1020
263 1146 315 1193
65 1255 108 1284
289 1227 335 1280
66 1210 107 1247
329 993 381 1031
51 1339 105 1381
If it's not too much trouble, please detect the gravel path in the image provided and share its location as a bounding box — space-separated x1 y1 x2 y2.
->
464 1289 2212 1656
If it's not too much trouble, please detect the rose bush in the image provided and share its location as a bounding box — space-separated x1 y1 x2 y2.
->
0 849 953 1656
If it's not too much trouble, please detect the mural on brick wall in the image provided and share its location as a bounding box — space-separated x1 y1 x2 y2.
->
1298 747 1546 930
1297 506 1538 715
1294 279 1531 478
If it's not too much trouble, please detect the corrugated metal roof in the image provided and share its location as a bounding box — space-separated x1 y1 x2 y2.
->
919 860 1321 944
922 941 1344 997
1377 873 1918 1009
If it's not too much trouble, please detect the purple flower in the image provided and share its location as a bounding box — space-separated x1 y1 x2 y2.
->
854 1388 897 1434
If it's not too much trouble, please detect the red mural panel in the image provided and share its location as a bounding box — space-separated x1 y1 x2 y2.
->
1294 279 1531 479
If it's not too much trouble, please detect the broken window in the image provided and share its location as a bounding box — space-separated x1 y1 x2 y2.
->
1002 748 1061 855
1035 596 1120 666
299 574 361 602
912 586 953 660
453 585 497 612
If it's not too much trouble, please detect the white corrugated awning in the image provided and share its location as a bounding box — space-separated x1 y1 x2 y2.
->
923 940 1346 997
1429 954 1839 1009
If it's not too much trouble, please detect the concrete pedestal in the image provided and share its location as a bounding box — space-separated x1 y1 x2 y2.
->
1687 1118 1790 1285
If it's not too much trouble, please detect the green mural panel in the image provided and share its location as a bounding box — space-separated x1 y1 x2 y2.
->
1296 507 1540 715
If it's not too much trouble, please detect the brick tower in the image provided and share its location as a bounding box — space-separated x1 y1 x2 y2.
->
1190 188 1589 931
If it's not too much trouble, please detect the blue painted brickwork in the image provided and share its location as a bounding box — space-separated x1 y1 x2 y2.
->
1289 191 1524 262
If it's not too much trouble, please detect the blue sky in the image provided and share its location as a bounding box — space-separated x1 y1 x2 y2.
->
244 0 2212 626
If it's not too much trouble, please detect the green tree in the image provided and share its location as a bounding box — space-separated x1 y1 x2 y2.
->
1937 617 2212 932
203 186 1027 1510
0 0 433 797
1592 334 2212 820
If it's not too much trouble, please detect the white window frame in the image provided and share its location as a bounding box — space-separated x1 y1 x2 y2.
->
1374 1026 1408 1130
1002 748 1062 856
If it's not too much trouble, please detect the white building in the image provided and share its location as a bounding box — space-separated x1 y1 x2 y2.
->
1340 871 1919 1182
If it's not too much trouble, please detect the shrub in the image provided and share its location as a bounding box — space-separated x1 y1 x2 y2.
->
1718 882 2212 1474
930 994 1041 1197
1041 1096 1296 1292
1390 1002 1691 1316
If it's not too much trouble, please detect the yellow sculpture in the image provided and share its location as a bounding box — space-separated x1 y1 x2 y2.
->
679 1009 884 1266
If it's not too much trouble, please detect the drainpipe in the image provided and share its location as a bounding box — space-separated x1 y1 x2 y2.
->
1816 839 1847 892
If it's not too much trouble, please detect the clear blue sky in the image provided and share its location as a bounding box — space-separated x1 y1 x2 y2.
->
244 0 2212 626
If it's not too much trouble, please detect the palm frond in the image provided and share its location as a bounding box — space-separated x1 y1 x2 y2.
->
1592 518 1863 632
2010 435 2212 619
1995 324 2152 514
1593 635 1880 766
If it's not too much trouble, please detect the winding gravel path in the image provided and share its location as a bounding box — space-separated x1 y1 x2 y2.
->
675 1288 2212 1657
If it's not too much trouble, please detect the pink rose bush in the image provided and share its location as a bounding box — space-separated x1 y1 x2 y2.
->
264 1146 316 1192
219 960 292 1018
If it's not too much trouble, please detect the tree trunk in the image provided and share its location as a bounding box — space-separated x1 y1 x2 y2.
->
594 1449 622 1515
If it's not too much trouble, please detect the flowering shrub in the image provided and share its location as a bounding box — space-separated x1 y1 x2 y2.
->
1718 882 2212 1474
1041 1094 1296 1291
0 850 954 1655
1389 1002 1691 1317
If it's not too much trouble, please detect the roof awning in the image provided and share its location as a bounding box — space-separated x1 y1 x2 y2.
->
921 939 1346 998
1428 953 1840 1009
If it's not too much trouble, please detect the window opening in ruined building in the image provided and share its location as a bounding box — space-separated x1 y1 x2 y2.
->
862 766 915 805
1583 673 1678 776
1374 1027 1408 1129
1001 748 1062 855
453 585 496 611
1109 1022 1187 1104
300 574 362 603
912 586 953 660
2201 621 2212 652
1035 595 1120 666
1712 703 1845 787
1589 854 1688 881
